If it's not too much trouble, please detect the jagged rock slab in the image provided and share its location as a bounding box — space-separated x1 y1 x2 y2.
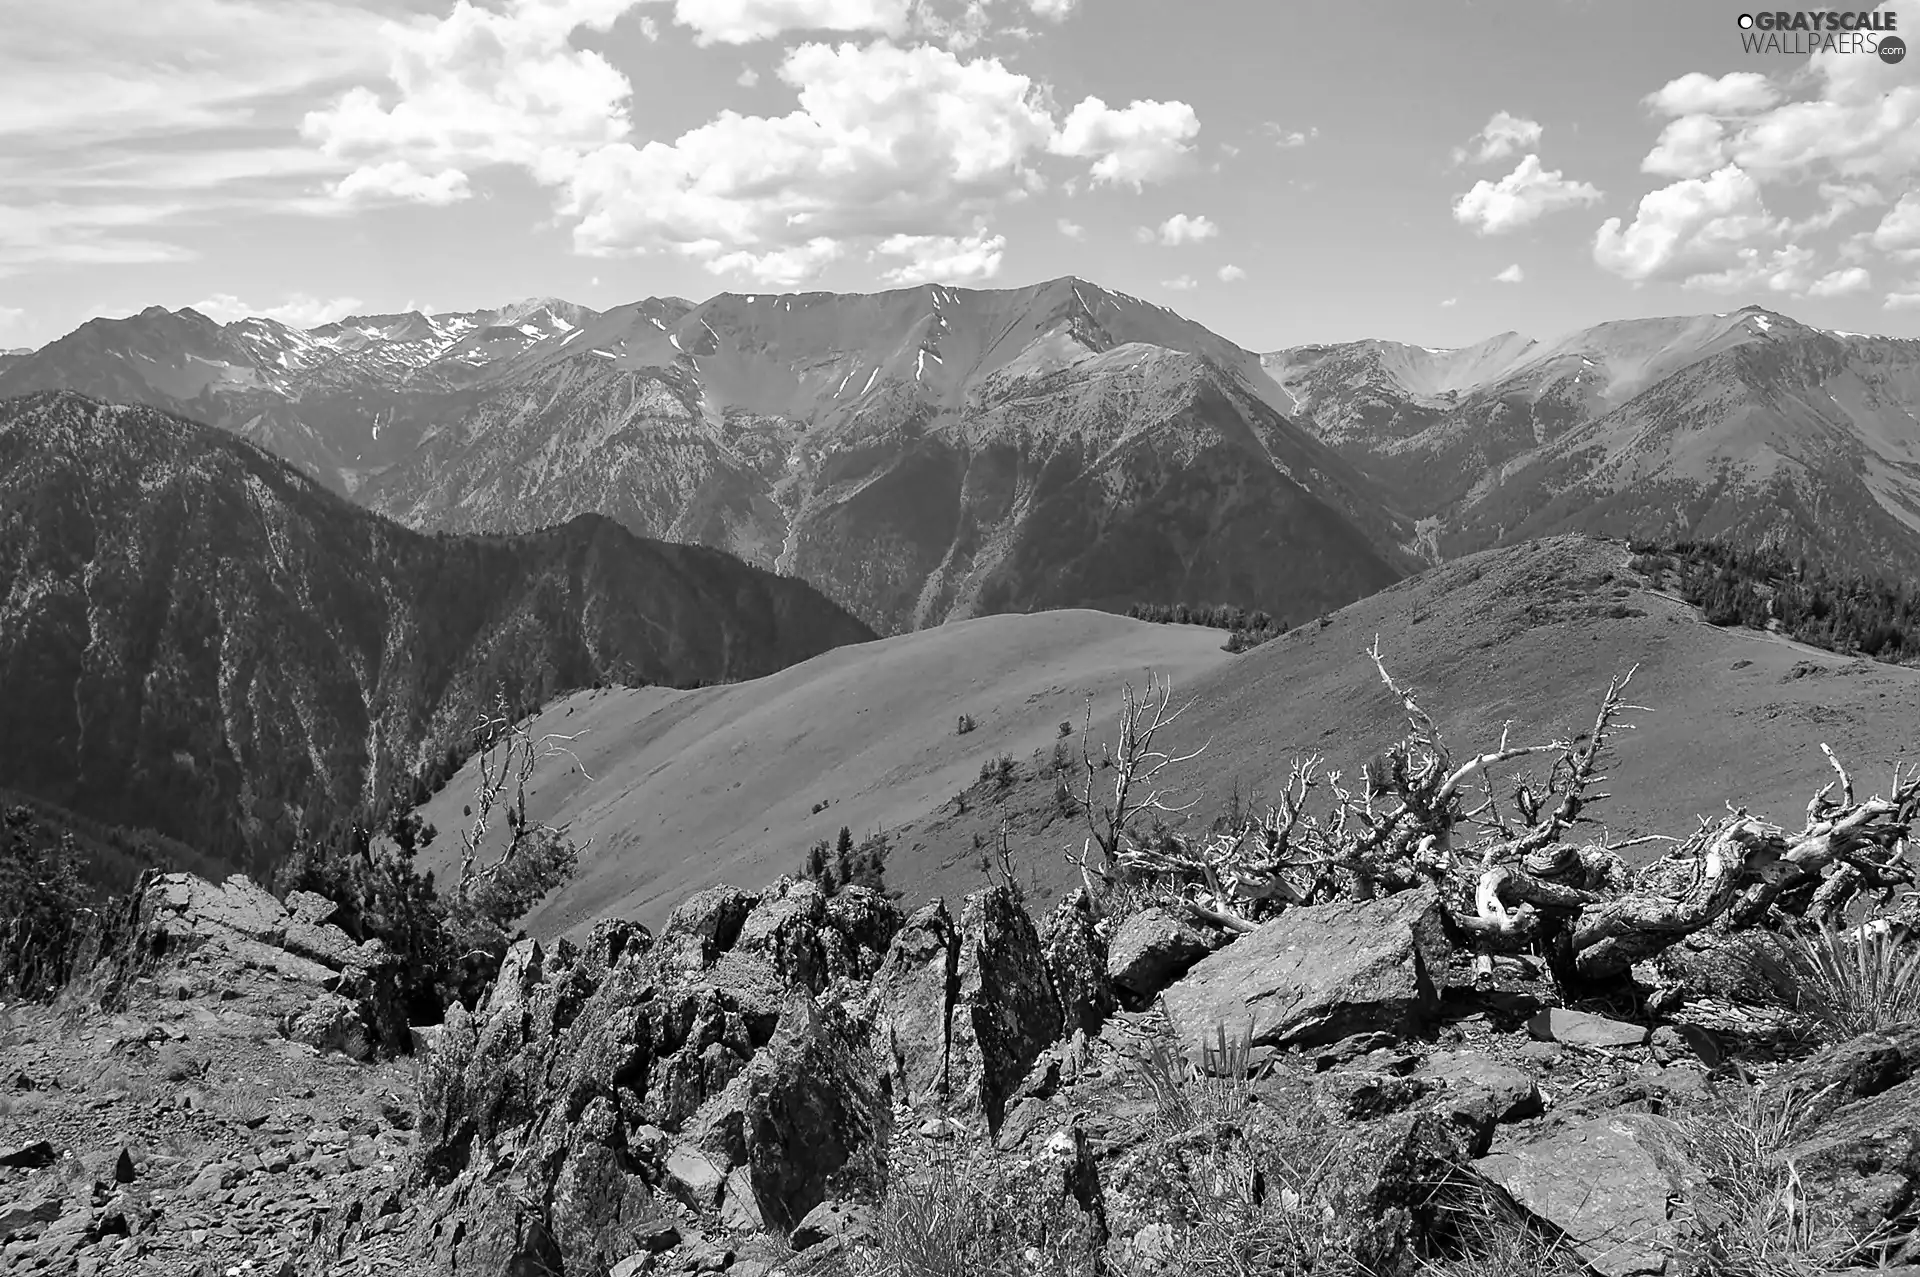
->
1160 889 1449 1055
1476 1114 1695 1277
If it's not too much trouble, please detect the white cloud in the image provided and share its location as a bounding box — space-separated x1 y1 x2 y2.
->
708 237 843 285
1683 244 1816 294
1642 115 1727 180
302 0 638 205
1723 33 1920 183
1264 123 1318 149
1050 96 1200 188
1440 297 1458 307
1872 193 1920 252
1026 0 1077 18
1161 275 1197 291
1793 180 1883 234
666 0 912 45
0 0 388 145
0 200 198 276
1644 71 1781 118
190 292 366 328
1140 212 1217 246
1452 154 1602 234
561 40 1054 283
1493 263 1524 283
1808 266 1871 296
1592 165 1785 284
1217 264 1245 283
737 67 760 86
638 13 660 38
1454 111 1542 165
304 9 1200 286
1887 290 1920 310
1056 218 1085 239
0 305 27 345
874 229 1005 284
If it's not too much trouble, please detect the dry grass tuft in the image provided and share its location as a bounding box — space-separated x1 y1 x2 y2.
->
1768 920 1920 1039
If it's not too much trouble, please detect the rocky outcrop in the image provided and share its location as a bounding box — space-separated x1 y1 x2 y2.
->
77 871 409 1059
392 878 962 1273
948 888 1064 1131
1160 889 1450 1055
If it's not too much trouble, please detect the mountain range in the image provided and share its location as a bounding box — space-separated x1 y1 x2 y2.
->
4 282 1920 631
0 390 873 876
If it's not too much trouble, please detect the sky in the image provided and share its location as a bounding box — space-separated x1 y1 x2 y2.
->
3 0 1919 352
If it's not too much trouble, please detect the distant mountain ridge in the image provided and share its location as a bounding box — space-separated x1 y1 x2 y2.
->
0 389 874 876
10 285 1920 629
1265 306 1920 578
0 279 1417 634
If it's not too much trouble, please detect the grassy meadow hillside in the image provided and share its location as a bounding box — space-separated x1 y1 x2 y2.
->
417 534 1920 939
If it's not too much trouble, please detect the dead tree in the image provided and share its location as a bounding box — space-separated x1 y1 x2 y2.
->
456 696 592 903
1086 640 1920 988
1065 672 1210 901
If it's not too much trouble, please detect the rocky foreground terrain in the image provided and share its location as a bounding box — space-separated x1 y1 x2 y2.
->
4 861 1919 1276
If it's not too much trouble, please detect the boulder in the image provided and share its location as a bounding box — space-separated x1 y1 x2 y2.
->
1160 889 1449 1056
1476 1113 1695 1276
790 1199 877 1251
1782 1074 1920 1240
1527 1008 1648 1050
1107 906 1214 1005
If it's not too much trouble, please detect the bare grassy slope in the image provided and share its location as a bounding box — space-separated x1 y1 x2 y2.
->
412 608 1235 935
1168 533 1920 855
423 534 1920 938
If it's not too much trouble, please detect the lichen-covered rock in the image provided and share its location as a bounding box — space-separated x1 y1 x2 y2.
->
1161 889 1449 1056
950 887 1063 1132
399 878 905 1274
1783 1075 1920 1241
1041 889 1114 1037
867 900 958 1106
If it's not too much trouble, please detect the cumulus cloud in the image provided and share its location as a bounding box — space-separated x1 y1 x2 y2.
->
301 4 1201 286
190 292 365 328
1684 244 1817 294
1050 96 1201 188
559 40 1055 282
737 66 760 86
1642 115 1728 179
1138 212 1217 246
1161 275 1197 291
1217 264 1245 282
874 229 1005 284
1056 217 1084 239
1453 155 1602 234
1494 263 1524 283
1644 71 1782 118
1592 165 1785 285
1887 290 1920 310
1454 111 1542 165
1872 192 1920 254
1440 297 1458 307
1793 180 1883 234
302 0 638 204
1807 266 1871 296
1026 0 1077 18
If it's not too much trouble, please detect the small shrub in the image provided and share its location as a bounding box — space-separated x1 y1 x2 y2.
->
979 755 1016 788
1058 720 1074 739
956 713 977 736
